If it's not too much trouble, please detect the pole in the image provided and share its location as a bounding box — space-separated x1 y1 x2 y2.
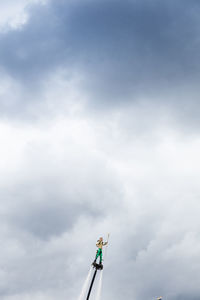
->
86 268 97 300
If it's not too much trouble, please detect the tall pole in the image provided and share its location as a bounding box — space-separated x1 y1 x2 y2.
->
86 269 97 300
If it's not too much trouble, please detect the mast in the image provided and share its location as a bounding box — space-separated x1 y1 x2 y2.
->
86 269 97 300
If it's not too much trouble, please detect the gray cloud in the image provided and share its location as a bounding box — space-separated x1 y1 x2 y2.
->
1 0 200 109
0 1 200 300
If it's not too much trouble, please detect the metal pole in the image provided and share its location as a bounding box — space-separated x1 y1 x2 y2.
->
86 269 97 300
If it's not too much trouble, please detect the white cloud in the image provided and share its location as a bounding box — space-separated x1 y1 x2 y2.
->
0 94 200 299
0 4 199 294
0 0 48 31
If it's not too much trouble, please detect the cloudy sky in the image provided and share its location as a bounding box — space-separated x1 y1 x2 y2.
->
0 0 200 299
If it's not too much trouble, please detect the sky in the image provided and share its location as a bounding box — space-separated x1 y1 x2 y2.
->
0 0 200 299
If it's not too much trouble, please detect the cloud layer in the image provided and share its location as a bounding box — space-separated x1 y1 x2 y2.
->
1 0 200 110
0 1 200 300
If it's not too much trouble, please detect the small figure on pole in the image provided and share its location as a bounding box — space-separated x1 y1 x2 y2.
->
92 237 108 268
85 235 109 299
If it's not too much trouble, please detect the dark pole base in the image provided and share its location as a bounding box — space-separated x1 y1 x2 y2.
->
92 262 103 270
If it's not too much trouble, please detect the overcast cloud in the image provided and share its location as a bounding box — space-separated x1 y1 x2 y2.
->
0 1 200 300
